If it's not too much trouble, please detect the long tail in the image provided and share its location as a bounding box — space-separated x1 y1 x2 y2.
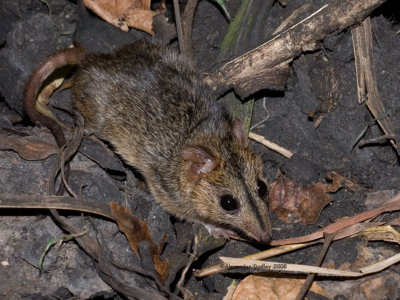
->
23 47 87 146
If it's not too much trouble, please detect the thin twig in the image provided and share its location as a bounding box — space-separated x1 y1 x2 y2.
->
219 249 400 278
181 0 199 59
249 132 293 158
176 231 199 298
295 232 336 300
172 0 185 54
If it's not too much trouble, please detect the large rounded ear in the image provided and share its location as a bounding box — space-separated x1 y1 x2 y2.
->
183 146 217 183
232 118 249 148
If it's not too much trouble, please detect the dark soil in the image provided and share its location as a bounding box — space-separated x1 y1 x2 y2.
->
1 0 400 299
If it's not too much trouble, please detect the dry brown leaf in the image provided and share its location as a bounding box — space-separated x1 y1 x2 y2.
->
124 8 158 33
327 171 361 192
360 272 400 300
360 276 387 300
269 175 332 224
222 281 237 300
232 275 324 300
110 202 150 257
83 0 165 34
110 202 169 283
0 136 58 160
269 172 358 224
152 234 168 284
152 253 169 284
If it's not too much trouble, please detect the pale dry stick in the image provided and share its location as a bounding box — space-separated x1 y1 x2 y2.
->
360 252 400 274
205 0 386 98
219 252 400 278
314 115 324 129
194 243 310 277
352 18 398 153
249 132 293 158
220 256 361 277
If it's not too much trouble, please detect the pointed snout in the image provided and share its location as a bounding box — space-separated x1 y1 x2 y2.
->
256 231 272 244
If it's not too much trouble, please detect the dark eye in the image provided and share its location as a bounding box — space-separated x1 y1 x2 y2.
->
220 194 239 212
257 179 267 198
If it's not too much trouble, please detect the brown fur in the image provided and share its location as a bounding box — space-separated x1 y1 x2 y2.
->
38 41 272 243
